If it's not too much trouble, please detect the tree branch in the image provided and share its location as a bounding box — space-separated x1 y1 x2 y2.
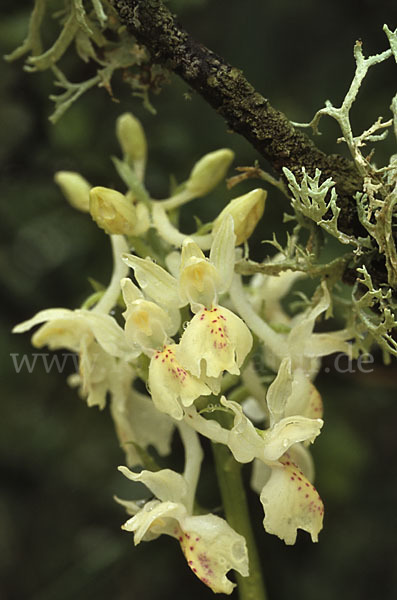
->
112 0 364 236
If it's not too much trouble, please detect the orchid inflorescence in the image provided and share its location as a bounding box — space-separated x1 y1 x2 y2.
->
14 113 355 594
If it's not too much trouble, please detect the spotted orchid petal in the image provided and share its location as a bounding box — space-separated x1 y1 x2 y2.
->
179 513 248 594
251 444 315 498
177 305 252 378
287 443 315 482
149 344 212 420
121 500 248 594
260 454 324 544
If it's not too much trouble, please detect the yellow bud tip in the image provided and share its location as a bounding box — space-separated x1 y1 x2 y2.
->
89 186 136 235
213 188 267 245
116 113 147 163
186 148 235 197
54 171 91 212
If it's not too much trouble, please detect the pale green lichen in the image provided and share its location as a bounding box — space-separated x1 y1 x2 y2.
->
292 27 396 177
350 266 397 361
235 26 397 362
283 167 360 247
5 0 161 122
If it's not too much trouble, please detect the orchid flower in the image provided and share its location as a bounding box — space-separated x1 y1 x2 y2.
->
12 306 137 409
175 217 253 379
116 424 248 594
184 392 324 545
120 277 212 420
122 216 253 409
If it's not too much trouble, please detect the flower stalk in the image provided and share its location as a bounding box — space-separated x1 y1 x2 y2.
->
212 442 267 600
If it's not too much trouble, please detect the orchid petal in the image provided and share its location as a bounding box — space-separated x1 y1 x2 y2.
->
77 310 138 359
287 443 315 482
110 389 174 466
260 455 324 544
123 299 174 353
250 459 272 495
209 214 236 294
221 397 264 463
118 466 188 504
180 513 248 594
149 345 211 420
304 332 351 357
261 416 323 461
122 499 186 543
12 308 75 334
266 357 292 425
120 277 143 303
77 336 112 409
177 305 252 378
179 241 220 310
122 254 182 308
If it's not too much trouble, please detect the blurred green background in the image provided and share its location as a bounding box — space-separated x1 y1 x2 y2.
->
1 1 397 599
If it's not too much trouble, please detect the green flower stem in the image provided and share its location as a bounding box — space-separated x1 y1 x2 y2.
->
212 442 267 600
94 235 129 314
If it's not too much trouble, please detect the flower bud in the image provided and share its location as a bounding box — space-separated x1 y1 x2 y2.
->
116 113 147 163
125 191 150 236
185 149 234 197
54 171 91 212
89 186 137 235
213 188 266 245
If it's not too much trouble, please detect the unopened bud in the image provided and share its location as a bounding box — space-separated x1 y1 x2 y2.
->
186 148 234 197
213 188 266 245
116 113 147 163
89 186 137 235
54 171 91 212
125 191 150 236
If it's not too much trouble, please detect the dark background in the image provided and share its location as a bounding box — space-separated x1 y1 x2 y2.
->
1 1 397 599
